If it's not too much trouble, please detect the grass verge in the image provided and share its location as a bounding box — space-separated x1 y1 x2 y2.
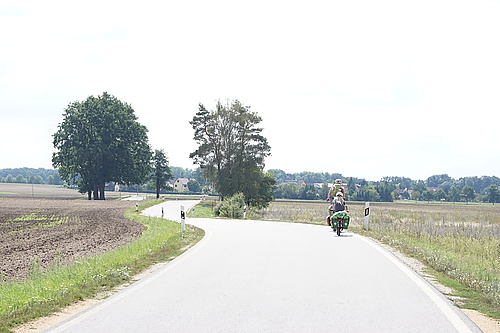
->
0 200 204 333
188 200 217 218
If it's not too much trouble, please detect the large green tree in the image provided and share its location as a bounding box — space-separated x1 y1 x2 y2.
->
151 149 173 199
190 99 273 206
462 185 476 204
413 180 427 195
448 186 461 202
375 182 395 202
351 185 380 202
274 182 301 199
52 92 152 200
426 174 453 187
485 184 500 204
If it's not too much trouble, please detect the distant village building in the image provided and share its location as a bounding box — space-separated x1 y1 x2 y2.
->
314 183 333 189
173 178 191 192
282 180 306 186
394 188 411 200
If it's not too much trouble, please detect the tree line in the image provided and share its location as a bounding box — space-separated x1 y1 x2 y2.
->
0 168 63 185
269 171 500 203
0 166 208 193
3 167 499 204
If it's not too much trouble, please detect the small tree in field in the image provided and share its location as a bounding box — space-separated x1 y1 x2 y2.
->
462 185 476 204
448 186 461 202
15 175 26 183
151 149 173 199
434 189 447 201
485 184 500 205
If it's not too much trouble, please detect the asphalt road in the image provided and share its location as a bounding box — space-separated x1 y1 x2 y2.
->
47 200 481 332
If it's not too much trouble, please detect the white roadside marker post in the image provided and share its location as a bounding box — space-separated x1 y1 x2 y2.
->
364 202 370 230
180 205 186 232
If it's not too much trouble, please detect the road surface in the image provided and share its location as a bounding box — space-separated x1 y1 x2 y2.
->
47 200 481 332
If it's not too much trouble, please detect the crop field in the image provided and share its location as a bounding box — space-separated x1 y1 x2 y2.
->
0 184 145 281
248 200 367 225
0 183 204 332
251 199 500 319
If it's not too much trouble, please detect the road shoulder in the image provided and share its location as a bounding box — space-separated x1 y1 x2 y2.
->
370 236 500 333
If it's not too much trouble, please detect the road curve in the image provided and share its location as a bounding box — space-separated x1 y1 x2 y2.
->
47 200 481 333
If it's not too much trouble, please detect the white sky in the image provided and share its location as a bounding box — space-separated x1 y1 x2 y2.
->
1 0 499 181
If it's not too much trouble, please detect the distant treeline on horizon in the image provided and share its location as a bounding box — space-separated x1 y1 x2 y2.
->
267 169 500 203
1 167 499 202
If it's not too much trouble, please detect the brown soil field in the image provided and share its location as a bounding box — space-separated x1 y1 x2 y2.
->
0 184 146 281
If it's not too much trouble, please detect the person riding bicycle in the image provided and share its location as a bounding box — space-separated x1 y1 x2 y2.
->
331 191 348 213
326 192 349 226
327 179 345 203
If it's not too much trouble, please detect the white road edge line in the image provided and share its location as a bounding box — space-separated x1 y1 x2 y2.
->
356 234 473 333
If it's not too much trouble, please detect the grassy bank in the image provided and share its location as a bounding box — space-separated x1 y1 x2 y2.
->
188 199 218 218
0 200 204 333
241 199 500 320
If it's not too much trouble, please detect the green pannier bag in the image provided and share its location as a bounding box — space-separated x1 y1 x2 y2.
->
332 211 350 229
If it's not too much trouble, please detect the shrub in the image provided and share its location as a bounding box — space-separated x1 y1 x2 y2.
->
215 193 245 219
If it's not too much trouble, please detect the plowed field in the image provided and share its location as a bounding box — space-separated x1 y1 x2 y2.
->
0 184 146 281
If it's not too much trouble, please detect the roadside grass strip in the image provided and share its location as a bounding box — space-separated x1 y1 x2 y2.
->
0 200 204 333
188 199 217 218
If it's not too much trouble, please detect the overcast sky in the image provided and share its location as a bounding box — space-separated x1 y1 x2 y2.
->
1 0 499 181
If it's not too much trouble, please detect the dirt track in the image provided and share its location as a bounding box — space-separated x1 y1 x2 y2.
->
0 184 146 281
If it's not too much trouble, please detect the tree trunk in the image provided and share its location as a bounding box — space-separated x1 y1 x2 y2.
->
99 180 106 200
93 183 99 200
